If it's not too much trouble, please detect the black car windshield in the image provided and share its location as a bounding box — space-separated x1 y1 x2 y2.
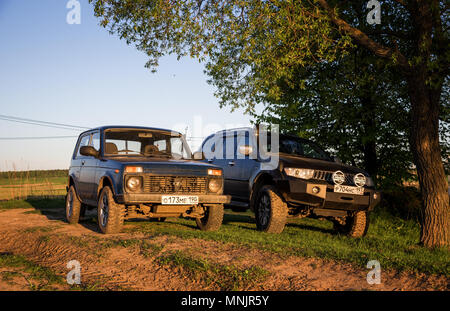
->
279 135 331 161
104 129 191 159
264 134 331 161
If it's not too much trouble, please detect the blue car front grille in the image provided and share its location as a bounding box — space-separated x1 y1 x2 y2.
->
143 176 208 194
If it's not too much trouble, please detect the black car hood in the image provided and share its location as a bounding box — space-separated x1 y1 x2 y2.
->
279 154 368 175
106 157 217 176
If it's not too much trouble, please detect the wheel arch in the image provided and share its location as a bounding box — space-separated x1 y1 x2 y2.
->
97 175 115 199
249 172 277 211
67 175 82 201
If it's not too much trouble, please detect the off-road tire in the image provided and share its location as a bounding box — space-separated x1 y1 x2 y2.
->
66 186 82 224
254 185 288 233
333 211 369 238
195 204 224 231
97 186 125 234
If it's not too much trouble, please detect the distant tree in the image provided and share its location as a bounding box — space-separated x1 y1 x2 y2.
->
91 0 449 248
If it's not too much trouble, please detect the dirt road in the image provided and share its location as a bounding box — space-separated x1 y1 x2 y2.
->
0 206 448 291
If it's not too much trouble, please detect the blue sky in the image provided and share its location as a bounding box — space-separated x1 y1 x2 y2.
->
0 0 258 171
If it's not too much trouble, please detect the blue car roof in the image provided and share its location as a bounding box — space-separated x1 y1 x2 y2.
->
80 125 182 135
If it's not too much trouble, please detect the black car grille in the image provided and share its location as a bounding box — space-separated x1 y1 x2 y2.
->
313 170 356 186
143 176 208 194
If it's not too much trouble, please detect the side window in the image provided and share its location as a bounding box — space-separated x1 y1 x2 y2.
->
236 133 249 159
225 134 237 160
76 134 91 158
213 135 226 159
202 136 215 159
91 132 100 151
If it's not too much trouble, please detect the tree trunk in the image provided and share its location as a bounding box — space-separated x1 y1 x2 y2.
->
407 72 449 248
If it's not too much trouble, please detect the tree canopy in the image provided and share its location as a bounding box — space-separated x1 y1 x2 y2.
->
91 0 449 247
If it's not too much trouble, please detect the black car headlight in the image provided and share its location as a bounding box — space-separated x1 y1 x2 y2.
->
126 176 143 192
208 178 222 193
284 168 314 179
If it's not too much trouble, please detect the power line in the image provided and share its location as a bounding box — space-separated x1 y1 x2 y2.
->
0 115 207 141
0 114 90 131
0 136 78 140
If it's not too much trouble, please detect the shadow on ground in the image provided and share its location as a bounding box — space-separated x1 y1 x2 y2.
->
24 198 100 232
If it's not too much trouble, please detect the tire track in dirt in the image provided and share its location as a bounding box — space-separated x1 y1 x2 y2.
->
145 235 449 291
0 208 448 291
0 227 209 290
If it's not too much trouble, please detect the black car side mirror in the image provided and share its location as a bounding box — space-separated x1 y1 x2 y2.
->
80 146 99 158
193 151 205 160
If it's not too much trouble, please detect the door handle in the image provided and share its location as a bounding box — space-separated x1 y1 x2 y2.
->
81 161 85 166
207 159 213 163
228 161 235 166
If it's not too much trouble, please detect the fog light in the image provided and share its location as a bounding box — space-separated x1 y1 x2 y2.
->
312 186 320 194
373 193 378 199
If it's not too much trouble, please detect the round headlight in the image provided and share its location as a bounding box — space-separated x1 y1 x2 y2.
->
208 179 222 193
353 173 366 187
126 176 142 192
332 171 345 185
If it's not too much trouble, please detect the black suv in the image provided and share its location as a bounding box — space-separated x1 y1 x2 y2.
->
66 126 229 234
197 127 381 236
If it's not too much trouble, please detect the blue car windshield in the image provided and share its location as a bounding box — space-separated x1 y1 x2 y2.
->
103 129 191 159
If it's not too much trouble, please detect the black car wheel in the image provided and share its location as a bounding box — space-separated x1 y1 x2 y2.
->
333 211 369 237
66 186 82 224
254 185 288 233
97 186 125 234
195 204 224 231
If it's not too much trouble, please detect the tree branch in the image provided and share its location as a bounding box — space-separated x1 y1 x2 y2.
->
316 0 410 69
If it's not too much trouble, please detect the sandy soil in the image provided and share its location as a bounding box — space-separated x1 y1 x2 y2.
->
0 207 448 291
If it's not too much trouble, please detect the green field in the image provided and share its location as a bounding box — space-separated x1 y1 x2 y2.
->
0 170 67 200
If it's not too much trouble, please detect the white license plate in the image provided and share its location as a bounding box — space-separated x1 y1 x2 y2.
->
161 195 199 205
334 185 364 195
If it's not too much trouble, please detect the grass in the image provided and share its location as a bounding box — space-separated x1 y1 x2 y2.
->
0 252 64 290
0 197 448 278
156 250 269 290
126 208 450 276
100 238 165 258
0 198 65 210
0 170 67 200
0 176 67 186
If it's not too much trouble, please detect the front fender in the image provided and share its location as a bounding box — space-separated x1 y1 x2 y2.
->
96 169 123 197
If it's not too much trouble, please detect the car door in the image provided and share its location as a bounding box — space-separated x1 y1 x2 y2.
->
70 133 89 197
79 131 100 204
204 132 243 199
73 133 91 201
229 131 258 200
